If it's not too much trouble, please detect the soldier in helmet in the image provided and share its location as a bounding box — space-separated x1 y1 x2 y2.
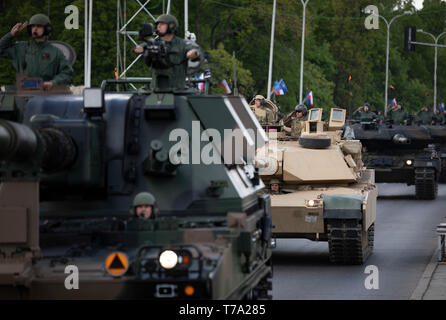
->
388 102 409 125
132 192 159 219
352 103 376 122
282 104 308 137
269 179 281 195
0 14 73 89
134 14 201 91
252 95 273 124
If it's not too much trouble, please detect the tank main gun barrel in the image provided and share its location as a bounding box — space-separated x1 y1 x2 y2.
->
0 120 77 172
0 120 38 161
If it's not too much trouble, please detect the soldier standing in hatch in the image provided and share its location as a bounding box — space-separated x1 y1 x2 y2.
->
0 14 73 89
415 106 435 125
352 103 376 122
133 14 201 90
252 95 274 124
131 192 159 220
282 104 308 137
388 103 409 125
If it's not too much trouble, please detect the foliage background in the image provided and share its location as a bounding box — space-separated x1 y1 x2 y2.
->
0 0 445 116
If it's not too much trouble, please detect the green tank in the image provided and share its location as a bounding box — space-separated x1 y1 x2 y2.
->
0 33 273 299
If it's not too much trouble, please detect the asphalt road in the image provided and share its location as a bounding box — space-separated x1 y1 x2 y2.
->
272 183 446 300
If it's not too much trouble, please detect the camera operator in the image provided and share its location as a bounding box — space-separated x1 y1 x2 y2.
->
134 14 201 91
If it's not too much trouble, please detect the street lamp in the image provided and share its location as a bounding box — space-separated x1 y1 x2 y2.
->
368 10 413 115
299 0 309 104
417 29 446 112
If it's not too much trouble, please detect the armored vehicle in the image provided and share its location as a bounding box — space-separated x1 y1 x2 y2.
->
255 108 377 264
0 30 273 298
348 121 443 200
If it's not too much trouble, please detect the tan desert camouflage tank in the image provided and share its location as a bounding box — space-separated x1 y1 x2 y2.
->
255 108 377 264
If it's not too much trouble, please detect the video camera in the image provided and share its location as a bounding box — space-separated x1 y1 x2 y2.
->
138 23 178 69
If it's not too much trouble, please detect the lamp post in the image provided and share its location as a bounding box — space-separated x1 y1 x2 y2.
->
417 29 446 112
370 10 412 115
299 0 309 104
267 0 277 99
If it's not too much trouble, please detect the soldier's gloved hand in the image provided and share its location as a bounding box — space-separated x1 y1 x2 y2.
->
10 22 28 36
134 46 144 54
43 82 54 90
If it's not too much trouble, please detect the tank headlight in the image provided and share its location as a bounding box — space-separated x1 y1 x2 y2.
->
159 250 178 269
406 160 413 166
305 199 319 208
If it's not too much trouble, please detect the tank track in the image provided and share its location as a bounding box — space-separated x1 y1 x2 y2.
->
415 167 437 200
327 220 374 265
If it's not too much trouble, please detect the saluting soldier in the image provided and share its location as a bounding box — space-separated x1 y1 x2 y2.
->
0 14 73 89
415 106 435 125
388 103 409 125
282 104 308 138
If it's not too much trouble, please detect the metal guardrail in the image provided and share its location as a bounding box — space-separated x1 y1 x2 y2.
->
437 222 446 262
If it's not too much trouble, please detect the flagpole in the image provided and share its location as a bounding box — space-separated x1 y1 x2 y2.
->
299 0 309 104
267 0 276 100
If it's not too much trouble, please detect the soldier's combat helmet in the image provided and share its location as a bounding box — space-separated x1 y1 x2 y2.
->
254 95 266 106
294 104 308 116
133 192 156 207
27 13 52 36
132 192 158 218
155 14 179 35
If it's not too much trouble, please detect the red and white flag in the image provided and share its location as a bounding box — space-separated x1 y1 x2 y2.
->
219 79 232 95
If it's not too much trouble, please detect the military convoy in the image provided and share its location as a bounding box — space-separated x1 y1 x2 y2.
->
347 120 445 200
255 108 377 264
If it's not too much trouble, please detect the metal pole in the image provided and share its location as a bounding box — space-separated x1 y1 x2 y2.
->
434 32 446 111
166 0 171 14
185 0 188 37
373 12 412 115
267 0 276 99
417 30 446 112
233 51 238 96
84 0 88 87
384 22 390 115
87 0 93 87
434 43 438 111
299 0 309 104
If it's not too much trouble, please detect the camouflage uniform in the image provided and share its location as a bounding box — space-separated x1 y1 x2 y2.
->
352 110 376 122
0 14 73 85
415 110 435 125
389 109 409 125
143 14 201 91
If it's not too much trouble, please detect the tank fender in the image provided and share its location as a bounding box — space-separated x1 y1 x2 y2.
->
322 194 363 219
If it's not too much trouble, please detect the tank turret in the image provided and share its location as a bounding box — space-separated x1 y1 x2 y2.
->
254 108 377 264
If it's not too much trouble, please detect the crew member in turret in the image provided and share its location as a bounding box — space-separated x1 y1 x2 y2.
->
0 14 73 89
134 14 201 91
131 192 159 220
282 104 308 137
388 103 409 125
352 103 376 122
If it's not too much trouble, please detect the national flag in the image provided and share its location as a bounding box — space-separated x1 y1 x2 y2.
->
391 98 397 107
390 84 395 90
197 73 205 91
304 91 313 106
348 75 352 81
219 79 232 94
274 79 288 95
440 103 445 114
